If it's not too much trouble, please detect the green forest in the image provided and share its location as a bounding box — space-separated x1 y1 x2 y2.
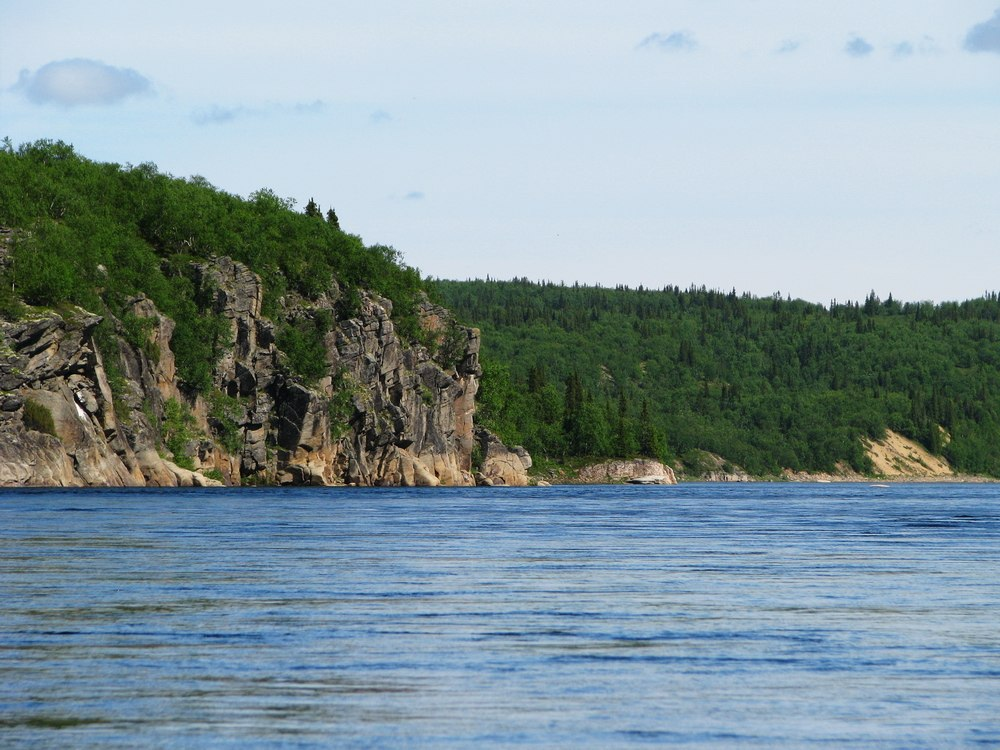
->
433 278 1000 477
0 138 426 392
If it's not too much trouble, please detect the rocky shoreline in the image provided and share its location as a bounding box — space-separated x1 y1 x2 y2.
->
520 454 996 486
2 257 984 489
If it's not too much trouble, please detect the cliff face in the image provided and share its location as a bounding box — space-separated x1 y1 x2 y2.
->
0 256 521 487
0 310 145 486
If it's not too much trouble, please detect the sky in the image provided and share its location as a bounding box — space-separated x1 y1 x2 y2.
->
2 1 999 305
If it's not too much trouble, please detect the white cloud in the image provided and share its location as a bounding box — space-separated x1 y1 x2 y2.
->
194 105 252 125
293 100 325 115
637 31 698 52
192 101 326 125
893 41 915 58
892 36 940 58
964 9 1000 53
844 36 874 57
15 59 151 106
775 39 801 55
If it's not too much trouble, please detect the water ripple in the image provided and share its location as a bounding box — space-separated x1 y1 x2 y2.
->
1 483 999 747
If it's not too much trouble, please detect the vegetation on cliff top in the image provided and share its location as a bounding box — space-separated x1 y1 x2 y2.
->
434 278 1000 477
0 138 425 390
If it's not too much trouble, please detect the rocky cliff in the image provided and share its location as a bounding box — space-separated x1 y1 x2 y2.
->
0 256 528 487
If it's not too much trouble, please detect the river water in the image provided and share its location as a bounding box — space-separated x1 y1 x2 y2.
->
2 484 999 748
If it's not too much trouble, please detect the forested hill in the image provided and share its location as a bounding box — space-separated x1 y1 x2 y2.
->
0 138 425 391
433 278 1000 477
0 139 501 488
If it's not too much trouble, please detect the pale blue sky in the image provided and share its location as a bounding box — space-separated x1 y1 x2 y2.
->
2 1 999 303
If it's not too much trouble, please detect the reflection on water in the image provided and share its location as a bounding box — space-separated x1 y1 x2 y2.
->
2 484 1000 747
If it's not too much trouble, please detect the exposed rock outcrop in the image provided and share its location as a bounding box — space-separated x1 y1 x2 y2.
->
863 429 952 478
627 474 675 485
575 458 676 485
0 309 146 486
678 450 753 482
475 426 531 486
0 256 517 487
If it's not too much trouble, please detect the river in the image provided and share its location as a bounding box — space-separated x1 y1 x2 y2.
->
2 483 998 748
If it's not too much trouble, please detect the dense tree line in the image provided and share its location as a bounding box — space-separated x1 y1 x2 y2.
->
0 139 425 390
433 278 1000 476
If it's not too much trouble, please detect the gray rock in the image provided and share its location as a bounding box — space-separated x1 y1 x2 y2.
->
577 459 677 485
475 426 531 487
1 394 24 411
0 256 529 488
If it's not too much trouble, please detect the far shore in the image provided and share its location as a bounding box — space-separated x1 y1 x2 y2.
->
541 473 999 486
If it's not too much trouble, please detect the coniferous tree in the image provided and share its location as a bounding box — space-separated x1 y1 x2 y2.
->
527 363 547 393
563 371 585 456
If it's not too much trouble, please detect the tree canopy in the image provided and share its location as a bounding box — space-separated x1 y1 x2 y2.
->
434 278 1000 476
0 139 426 389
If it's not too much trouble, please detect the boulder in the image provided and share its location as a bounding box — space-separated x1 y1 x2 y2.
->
627 474 676 485
476 427 531 486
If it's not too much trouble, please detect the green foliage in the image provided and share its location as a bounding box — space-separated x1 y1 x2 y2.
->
277 313 331 383
327 368 357 439
420 384 435 407
120 312 160 363
0 278 24 320
432 320 469 372
304 197 322 218
475 358 527 448
23 398 57 437
92 318 131 422
11 225 87 307
161 397 197 470
206 391 244 455
0 139 432 394
436 279 1000 477
680 450 716 476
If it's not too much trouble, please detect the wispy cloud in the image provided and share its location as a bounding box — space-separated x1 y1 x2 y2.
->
774 39 801 55
891 37 938 59
403 191 425 201
370 110 394 125
637 31 698 53
15 59 151 107
964 9 1000 53
194 105 252 125
293 100 325 115
193 100 326 125
844 36 874 57
893 41 915 58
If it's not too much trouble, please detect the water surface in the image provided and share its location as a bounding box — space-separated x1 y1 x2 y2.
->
2 484 999 748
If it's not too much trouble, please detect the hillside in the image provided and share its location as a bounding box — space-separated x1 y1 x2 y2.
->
433 278 1000 478
0 140 527 487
